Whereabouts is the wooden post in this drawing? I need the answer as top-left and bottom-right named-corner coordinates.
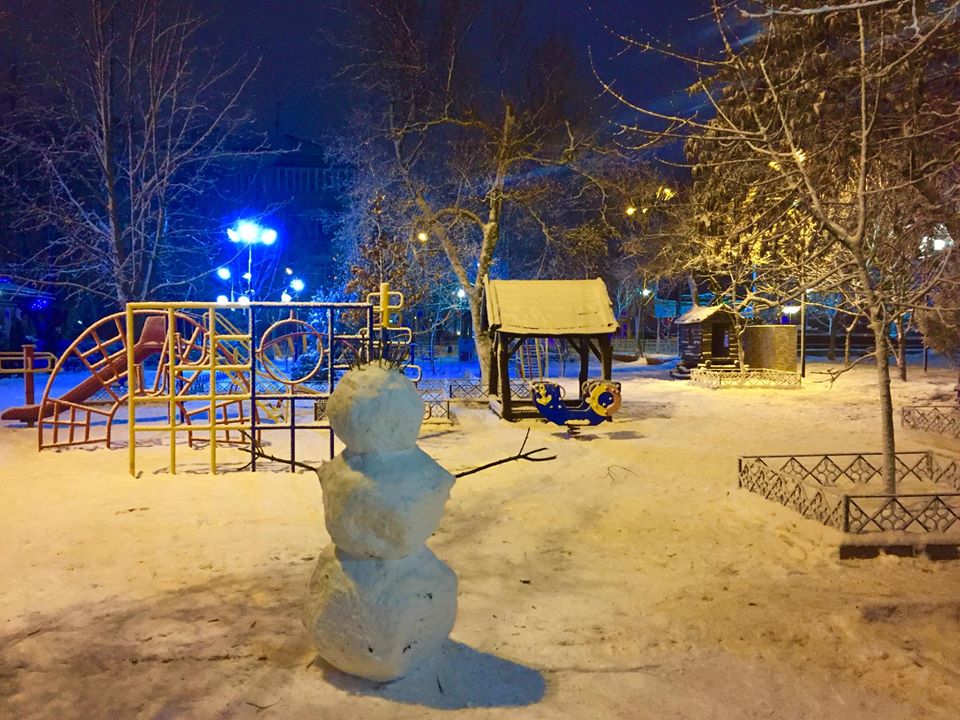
top-left (579, 338), bottom-right (589, 398)
top-left (498, 335), bottom-right (512, 420)
top-left (22, 344), bottom-right (35, 428)
top-left (600, 336), bottom-right (612, 380)
top-left (489, 334), bottom-right (500, 396)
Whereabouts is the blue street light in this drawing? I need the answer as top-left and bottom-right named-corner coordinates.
top-left (228, 220), bottom-right (261, 244)
top-left (216, 267), bottom-right (231, 280)
top-left (226, 220), bottom-right (278, 297)
top-left (290, 277), bottom-right (305, 293)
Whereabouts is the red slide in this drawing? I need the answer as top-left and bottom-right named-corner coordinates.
top-left (1, 316), bottom-right (167, 424)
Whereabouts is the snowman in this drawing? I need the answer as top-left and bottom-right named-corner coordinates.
top-left (303, 363), bottom-right (457, 681)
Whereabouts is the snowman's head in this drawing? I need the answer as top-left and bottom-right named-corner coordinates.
top-left (326, 362), bottom-right (424, 453)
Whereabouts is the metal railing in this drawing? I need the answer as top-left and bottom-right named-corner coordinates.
top-left (612, 338), bottom-right (679, 356)
top-left (0, 345), bottom-right (57, 426)
top-left (417, 380), bottom-right (451, 420)
top-left (448, 378), bottom-right (529, 400)
top-left (738, 451), bottom-right (960, 534)
top-left (691, 367), bottom-right (801, 389)
top-left (902, 405), bottom-right (960, 440)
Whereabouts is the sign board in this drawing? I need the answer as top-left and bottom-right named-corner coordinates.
top-left (678, 301), bottom-right (694, 316)
top-left (654, 299), bottom-right (679, 318)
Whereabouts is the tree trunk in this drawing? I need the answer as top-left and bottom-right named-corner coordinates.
top-left (895, 315), bottom-right (907, 381)
top-left (686, 274), bottom-right (699, 306)
top-left (870, 312), bottom-right (898, 494)
top-left (469, 294), bottom-right (492, 386)
top-left (736, 327), bottom-right (747, 375)
top-left (827, 311), bottom-right (839, 361)
top-left (844, 316), bottom-right (858, 367)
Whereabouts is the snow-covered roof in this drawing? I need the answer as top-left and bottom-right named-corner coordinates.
top-left (676, 305), bottom-right (732, 325)
top-left (484, 278), bottom-right (617, 336)
top-left (0, 278), bottom-right (53, 306)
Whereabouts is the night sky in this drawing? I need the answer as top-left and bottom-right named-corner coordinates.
top-left (186, 0), bottom-right (720, 139)
top-left (3, 1), bottom-right (721, 139)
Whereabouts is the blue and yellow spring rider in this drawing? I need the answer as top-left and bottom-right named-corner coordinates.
top-left (530, 379), bottom-right (622, 428)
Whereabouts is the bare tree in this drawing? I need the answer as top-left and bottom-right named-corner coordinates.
top-left (328, 0), bottom-right (647, 385)
top-left (0, 0), bottom-right (260, 307)
top-left (602, 0), bottom-right (960, 491)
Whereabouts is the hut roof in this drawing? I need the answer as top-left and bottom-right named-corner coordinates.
top-left (676, 305), bottom-right (735, 325)
top-left (484, 278), bottom-right (617, 336)
top-left (0, 278), bottom-right (53, 307)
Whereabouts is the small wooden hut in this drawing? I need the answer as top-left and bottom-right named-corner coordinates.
top-left (482, 278), bottom-right (617, 421)
top-left (675, 305), bottom-right (740, 374)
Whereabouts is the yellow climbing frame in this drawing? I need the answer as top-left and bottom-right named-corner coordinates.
top-left (126, 302), bottom-right (252, 477)
top-left (367, 282), bottom-right (404, 329)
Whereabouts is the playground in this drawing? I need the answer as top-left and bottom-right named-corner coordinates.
top-left (2, 343), bottom-right (959, 718)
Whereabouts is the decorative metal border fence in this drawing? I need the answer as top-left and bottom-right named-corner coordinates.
top-left (738, 451), bottom-right (960, 534)
top-left (692, 367), bottom-right (802, 389)
top-left (902, 405), bottom-right (960, 440)
top-left (448, 378), bottom-right (529, 400)
top-left (416, 381), bottom-right (451, 420)
top-left (314, 382), bottom-right (450, 422)
top-left (448, 379), bottom-right (487, 400)
top-left (612, 338), bottom-right (679, 356)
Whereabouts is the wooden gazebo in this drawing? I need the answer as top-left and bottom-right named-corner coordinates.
top-left (482, 278), bottom-right (617, 421)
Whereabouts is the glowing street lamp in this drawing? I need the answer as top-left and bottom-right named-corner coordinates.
top-left (213, 266), bottom-right (235, 301)
top-left (656, 186), bottom-right (676, 201)
top-left (290, 277), bottom-right (305, 294)
top-left (226, 219), bottom-right (278, 297)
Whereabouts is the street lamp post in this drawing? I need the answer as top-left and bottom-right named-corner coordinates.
top-left (226, 220), bottom-right (278, 300)
top-left (215, 266), bottom-right (233, 302)
top-left (638, 285), bottom-right (651, 357)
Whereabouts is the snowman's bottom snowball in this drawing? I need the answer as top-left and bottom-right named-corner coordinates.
top-left (303, 545), bottom-right (457, 682)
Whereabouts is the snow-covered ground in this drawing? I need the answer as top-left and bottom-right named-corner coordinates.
top-left (1, 360), bottom-right (958, 719)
